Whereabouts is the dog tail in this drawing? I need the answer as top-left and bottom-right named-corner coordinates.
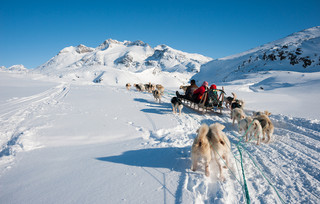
top-left (197, 124), bottom-right (209, 147)
top-left (209, 123), bottom-right (227, 146)
top-left (231, 92), bottom-right (237, 101)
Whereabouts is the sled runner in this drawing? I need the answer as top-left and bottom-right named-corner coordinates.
top-left (181, 88), bottom-right (225, 114)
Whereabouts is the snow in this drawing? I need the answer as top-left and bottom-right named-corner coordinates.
top-left (1, 27), bottom-right (320, 203)
top-left (0, 68), bottom-right (319, 203)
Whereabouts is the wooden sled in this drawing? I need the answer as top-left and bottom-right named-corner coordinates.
top-left (181, 87), bottom-right (226, 114)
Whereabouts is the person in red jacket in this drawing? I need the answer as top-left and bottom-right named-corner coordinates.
top-left (192, 81), bottom-right (208, 103)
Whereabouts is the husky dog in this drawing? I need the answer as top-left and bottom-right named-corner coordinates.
top-left (191, 123), bottom-right (231, 180)
top-left (179, 85), bottom-right (188, 93)
top-left (125, 83), bottom-right (131, 90)
top-left (239, 116), bottom-right (263, 145)
top-left (191, 124), bottom-right (212, 177)
top-left (144, 82), bottom-right (155, 93)
top-left (134, 83), bottom-right (145, 92)
top-left (152, 90), bottom-right (161, 103)
top-left (156, 84), bottom-right (165, 95)
top-left (231, 99), bottom-right (245, 110)
top-left (208, 123), bottom-right (231, 181)
top-left (171, 97), bottom-right (183, 115)
top-left (224, 92), bottom-right (236, 109)
top-left (254, 114), bottom-right (274, 143)
top-left (231, 108), bottom-right (246, 126)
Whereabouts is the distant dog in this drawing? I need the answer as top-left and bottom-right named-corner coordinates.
top-left (179, 85), bottom-right (188, 93)
top-left (134, 83), bottom-right (145, 92)
top-left (254, 114), bottom-right (274, 143)
top-left (152, 90), bottom-right (161, 103)
top-left (253, 110), bottom-right (271, 117)
top-left (171, 97), bottom-right (183, 115)
top-left (144, 83), bottom-right (152, 93)
top-left (125, 83), bottom-right (131, 90)
top-left (239, 116), bottom-right (263, 145)
top-left (231, 108), bottom-right (246, 126)
top-left (231, 99), bottom-right (245, 110)
top-left (156, 84), bottom-right (165, 95)
top-left (144, 82), bottom-right (155, 93)
top-left (191, 123), bottom-right (231, 180)
top-left (224, 92), bottom-right (236, 109)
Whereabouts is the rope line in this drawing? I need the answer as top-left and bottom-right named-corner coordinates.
top-left (238, 142), bottom-right (287, 204)
top-left (237, 145), bottom-right (251, 204)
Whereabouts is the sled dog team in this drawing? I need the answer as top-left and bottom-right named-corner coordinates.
top-left (126, 82), bottom-right (164, 103)
top-left (126, 81), bottom-right (275, 180)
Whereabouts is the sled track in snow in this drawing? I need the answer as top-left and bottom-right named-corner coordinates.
top-left (0, 83), bottom-right (70, 166)
top-left (149, 90), bottom-right (320, 203)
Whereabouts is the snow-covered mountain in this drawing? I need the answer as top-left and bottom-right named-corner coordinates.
top-left (0, 65), bottom-right (28, 72)
top-left (33, 39), bottom-right (212, 84)
top-left (194, 26), bottom-right (320, 83)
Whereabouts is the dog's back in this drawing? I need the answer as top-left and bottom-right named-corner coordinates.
top-left (231, 108), bottom-right (246, 125)
top-left (171, 96), bottom-right (181, 105)
top-left (171, 97), bottom-right (183, 115)
top-left (254, 114), bottom-right (274, 142)
top-left (152, 90), bottom-right (161, 102)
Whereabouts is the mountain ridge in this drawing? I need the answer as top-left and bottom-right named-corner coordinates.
top-left (194, 26), bottom-right (320, 83)
top-left (35, 39), bottom-right (212, 75)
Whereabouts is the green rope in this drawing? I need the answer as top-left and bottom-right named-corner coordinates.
top-left (208, 140), bottom-right (249, 202)
top-left (239, 142), bottom-right (287, 204)
top-left (225, 119), bottom-right (286, 203)
top-left (237, 145), bottom-right (251, 204)
top-left (209, 141), bottom-right (242, 185)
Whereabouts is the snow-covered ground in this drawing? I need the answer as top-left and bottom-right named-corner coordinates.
top-left (0, 69), bottom-right (319, 204)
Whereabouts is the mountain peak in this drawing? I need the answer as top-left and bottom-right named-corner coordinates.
top-left (97, 39), bottom-right (122, 50)
top-left (76, 44), bottom-right (94, 54)
top-left (124, 40), bottom-right (150, 47)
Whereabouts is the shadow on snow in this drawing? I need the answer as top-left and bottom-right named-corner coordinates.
top-left (96, 147), bottom-right (190, 173)
top-left (134, 97), bottom-right (173, 115)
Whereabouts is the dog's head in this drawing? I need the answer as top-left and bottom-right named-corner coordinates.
top-left (264, 110), bottom-right (271, 116)
top-left (253, 110), bottom-right (271, 117)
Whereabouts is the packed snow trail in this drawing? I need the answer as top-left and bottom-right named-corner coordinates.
top-left (0, 82), bottom-right (319, 204)
top-left (149, 89), bottom-right (320, 203)
top-left (0, 83), bottom-right (69, 171)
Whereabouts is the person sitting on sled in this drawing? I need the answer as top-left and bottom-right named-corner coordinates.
top-left (176, 79), bottom-right (198, 100)
top-left (192, 81), bottom-right (208, 103)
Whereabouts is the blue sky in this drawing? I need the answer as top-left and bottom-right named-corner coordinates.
top-left (1, 0), bottom-right (319, 68)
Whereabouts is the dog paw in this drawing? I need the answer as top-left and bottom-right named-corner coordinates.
top-left (205, 170), bottom-right (210, 177)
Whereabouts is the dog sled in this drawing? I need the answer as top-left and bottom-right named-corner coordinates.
top-left (181, 88), bottom-right (226, 114)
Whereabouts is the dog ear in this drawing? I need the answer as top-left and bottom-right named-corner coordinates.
top-left (265, 110), bottom-right (271, 116)
top-left (210, 123), bottom-right (225, 131)
top-left (198, 124), bottom-right (209, 136)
